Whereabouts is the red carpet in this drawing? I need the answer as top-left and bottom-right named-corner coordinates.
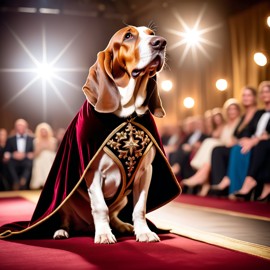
top-left (0, 197), bottom-right (270, 270)
top-left (175, 194), bottom-right (270, 218)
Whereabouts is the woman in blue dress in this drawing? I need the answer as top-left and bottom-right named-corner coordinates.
top-left (210, 86), bottom-right (257, 195)
top-left (233, 81), bottom-right (270, 200)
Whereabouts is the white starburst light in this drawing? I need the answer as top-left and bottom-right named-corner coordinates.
top-left (166, 5), bottom-right (222, 66)
top-left (1, 24), bottom-right (86, 119)
top-left (37, 62), bottom-right (53, 79)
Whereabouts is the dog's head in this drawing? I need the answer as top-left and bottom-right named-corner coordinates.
top-left (83, 25), bottom-right (166, 118)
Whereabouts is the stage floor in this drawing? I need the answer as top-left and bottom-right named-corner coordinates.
top-left (0, 190), bottom-right (269, 260)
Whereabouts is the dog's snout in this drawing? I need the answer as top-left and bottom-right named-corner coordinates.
top-left (150, 37), bottom-right (167, 50)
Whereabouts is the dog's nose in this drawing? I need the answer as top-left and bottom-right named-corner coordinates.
top-left (150, 37), bottom-right (167, 50)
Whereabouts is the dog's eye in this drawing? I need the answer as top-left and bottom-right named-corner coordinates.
top-left (124, 32), bottom-right (133, 40)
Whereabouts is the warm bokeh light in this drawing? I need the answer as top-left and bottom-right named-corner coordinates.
top-left (183, 97), bottom-right (195, 108)
top-left (254, 52), bottom-right (267, 66)
top-left (161, 80), bottom-right (173, 92)
top-left (216, 79), bottom-right (228, 91)
top-left (267, 16), bottom-right (270, 27)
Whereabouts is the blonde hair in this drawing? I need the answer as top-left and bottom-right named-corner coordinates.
top-left (222, 98), bottom-right (241, 120)
top-left (34, 122), bottom-right (54, 139)
top-left (223, 98), bottom-right (240, 110)
top-left (258, 81), bottom-right (270, 92)
top-left (212, 107), bottom-right (223, 116)
top-left (204, 109), bottom-right (212, 118)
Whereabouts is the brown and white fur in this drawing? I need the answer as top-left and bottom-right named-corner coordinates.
top-left (53, 26), bottom-right (167, 244)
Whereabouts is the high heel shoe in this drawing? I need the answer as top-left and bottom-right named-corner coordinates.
top-left (257, 194), bottom-right (270, 202)
top-left (208, 186), bottom-right (229, 197)
top-left (234, 187), bottom-right (256, 201)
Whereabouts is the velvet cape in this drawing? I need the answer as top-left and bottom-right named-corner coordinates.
top-left (0, 101), bottom-right (181, 239)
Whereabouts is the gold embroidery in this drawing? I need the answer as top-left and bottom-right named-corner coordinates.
top-left (106, 122), bottom-right (151, 177)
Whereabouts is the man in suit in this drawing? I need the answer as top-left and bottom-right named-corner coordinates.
top-left (3, 119), bottom-right (34, 190)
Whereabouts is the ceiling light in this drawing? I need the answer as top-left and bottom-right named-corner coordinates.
top-left (183, 97), bottom-right (195, 108)
top-left (254, 52), bottom-right (267, 66)
top-left (216, 79), bottom-right (228, 91)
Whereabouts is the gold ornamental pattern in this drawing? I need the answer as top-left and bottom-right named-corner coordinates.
top-left (106, 122), bottom-right (152, 177)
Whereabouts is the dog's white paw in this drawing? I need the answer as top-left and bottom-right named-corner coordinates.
top-left (135, 231), bottom-right (160, 242)
top-left (53, 229), bottom-right (69, 239)
top-left (94, 232), bottom-right (117, 244)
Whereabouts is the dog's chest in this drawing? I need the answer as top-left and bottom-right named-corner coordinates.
top-left (104, 121), bottom-right (153, 184)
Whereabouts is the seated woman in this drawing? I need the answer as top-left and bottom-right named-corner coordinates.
top-left (210, 86), bottom-right (258, 195)
top-left (30, 122), bottom-right (57, 190)
top-left (237, 138), bottom-right (270, 201)
top-left (231, 81), bottom-right (270, 200)
top-left (182, 99), bottom-right (241, 196)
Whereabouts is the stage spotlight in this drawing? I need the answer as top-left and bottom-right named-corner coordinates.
top-left (37, 63), bottom-right (53, 80)
top-left (161, 80), bottom-right (173, 92)
top-left (167, 5), bottom-right (222, 65)
top-left (1, 25), bottom-right (85, 118)
top-left (216, 79), bottom-right (228, 91)
top-left (267, 16), bottom-right (270, 27)
top-left (183, 97), bottom-right (195, 109)
top-left (183, 28), bottom-right (200, 46)
top-left (254, 52), bottom-right (267, 66)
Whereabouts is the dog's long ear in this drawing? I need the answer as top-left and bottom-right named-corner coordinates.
top-left (147, 76), bottom-right (166, 118)
top-left (82, 50), bottom-right (120, 113)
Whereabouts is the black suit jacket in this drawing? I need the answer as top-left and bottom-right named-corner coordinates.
top-left (245, 109), bottom-right (270, 137)
top-left (4, 135), bottom-right (34, 154)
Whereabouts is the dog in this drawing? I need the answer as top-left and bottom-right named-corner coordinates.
top-left (53, 25), bottom-right (167, 244)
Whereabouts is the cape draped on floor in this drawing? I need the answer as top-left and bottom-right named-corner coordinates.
top-left (0, 101), bottom-right (181, 239)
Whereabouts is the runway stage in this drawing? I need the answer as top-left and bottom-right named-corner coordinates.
top-left (0, 190), bottom-right (269, 269)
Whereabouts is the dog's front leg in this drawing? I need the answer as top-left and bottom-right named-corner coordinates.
top-left (132, 146), bottom-right (160, 242)
top-left (86, 170), bottom-right (116, 244)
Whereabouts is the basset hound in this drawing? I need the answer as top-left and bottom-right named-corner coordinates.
top-left (53, 25), bottom-right (167, 244)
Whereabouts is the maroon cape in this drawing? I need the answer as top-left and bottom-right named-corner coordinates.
top-left (0, 101), bottom-right (181, 239)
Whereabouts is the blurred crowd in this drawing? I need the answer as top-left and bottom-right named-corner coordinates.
top-left (0, 120), bottom-right (65, 191)
top-left (1, 81), bottom-right (269, 203)
top-left (161, 81), bottom-right (270, 202)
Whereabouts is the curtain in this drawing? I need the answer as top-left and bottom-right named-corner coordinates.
top-left (229, 2), bottom-right (270, 102)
